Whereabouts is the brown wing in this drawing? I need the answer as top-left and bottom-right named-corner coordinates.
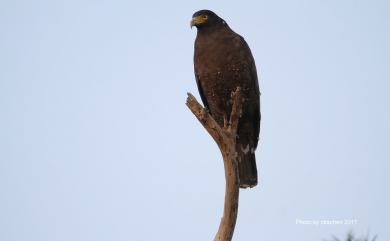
top-left (234, 35), bottom-right (261, 149)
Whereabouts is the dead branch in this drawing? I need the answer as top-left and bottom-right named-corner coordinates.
top-left (186, 87), bottom-right (243, 241)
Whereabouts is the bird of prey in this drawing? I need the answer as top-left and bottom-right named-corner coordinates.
top-left (191, 10), bottom-right (261, 188)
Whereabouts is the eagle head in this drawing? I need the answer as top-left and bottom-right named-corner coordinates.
top-left (190, 10), bottom-right (225, 29)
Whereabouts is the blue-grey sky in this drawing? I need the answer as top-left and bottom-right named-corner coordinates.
top-left (1, 1), bottom-right (389, 241)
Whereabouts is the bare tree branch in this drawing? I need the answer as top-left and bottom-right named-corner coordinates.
top-left (186, 87), bottom-right (243, 241)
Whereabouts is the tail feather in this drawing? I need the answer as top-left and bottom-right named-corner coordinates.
top-left (237, 150), bottom-right (258, 188)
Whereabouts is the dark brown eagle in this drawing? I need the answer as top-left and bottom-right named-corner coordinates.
top-left (191, 10), bottom-right (261, 188)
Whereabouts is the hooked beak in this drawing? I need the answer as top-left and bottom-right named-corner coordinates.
top-left (190, 16), bottom-right (205, 28)
top-left (190, 18), bottom-right (196, 28)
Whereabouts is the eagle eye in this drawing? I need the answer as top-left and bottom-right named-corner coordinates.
top-left (202, 15), bottom-right (208, 19)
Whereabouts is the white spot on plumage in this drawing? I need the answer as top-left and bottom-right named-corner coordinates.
top-left (241, 144), bottom-right (250, 154)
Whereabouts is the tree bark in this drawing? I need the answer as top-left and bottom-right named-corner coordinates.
top-left (186, 87), bottom-right (243, 241)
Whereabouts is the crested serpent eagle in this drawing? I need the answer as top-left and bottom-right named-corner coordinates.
top-left (191, 10), bottom-right (261, 188)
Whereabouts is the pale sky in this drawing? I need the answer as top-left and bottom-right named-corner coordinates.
top-left (1, 1), bottom-right (389, 241)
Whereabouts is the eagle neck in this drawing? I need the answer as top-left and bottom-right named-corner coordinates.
top-left (196, 22), bottom-right (227, 36)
